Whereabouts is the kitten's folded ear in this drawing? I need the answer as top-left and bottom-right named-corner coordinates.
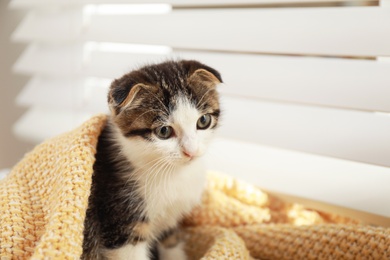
top-left (108, 78), bottom-right (149, 114)
top-left (182, 60), bottom-right (223, 87)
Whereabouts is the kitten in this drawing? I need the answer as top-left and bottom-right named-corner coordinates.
top-left (82, 60), bottom-right (222, 260)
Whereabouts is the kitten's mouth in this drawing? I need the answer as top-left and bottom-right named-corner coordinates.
top-left (182, 155), bottom-right (198, 164)
top-left (182, 157), bottom-right (193, 163)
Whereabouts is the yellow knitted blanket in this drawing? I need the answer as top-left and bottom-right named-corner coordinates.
top-left (1, 115), bottom-right (389, 259)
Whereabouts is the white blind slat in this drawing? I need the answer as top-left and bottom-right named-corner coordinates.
top-left (13, 44), bottom-right (84, 76)
top-left (87, 7), bottom-right (390, 56)
top-left (13, 107), bottom-right (92, 143)
top-left (15, 45), bottom-right (390, 113)
top-left (13, 7), bottom-right (390, 56)
top-left (381, 0), bottom-right (390, 7)
top-left (12, 9), bottom-right (83, 43)
top-left (221, 96), bottom-right (390, 167)
top-left (9, 0), bottom-right (363, 8)
top-left (16, 77), bottom-right (109, 113)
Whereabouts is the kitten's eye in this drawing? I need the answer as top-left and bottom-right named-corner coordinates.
top-left (154, 126), bottom-right (173, 139)
top-left (197, 114), bottom-right (212, 130)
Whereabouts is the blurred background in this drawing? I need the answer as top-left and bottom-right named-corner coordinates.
top-left (0, 0), bottom-right (32, 169)
top-left (1, 0), bottom-right (389, 224)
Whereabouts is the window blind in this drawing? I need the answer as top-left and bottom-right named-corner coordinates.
top-left (10, 0), bottom-right (390, 225)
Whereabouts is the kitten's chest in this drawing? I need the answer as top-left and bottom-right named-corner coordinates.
top-left (140, 160), bottom-right (206, 233)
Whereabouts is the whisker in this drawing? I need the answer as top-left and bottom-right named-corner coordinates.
top-left (166, 163), bottom-right (176, 209)
top-left (122, 157), bottom-right (165, 188)
top-left (147, 159), bottom-right (169, 208)
top-left (144, 159), bottom-right (167, 199)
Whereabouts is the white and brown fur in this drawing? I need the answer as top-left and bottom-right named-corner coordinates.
top-left (82, 60), bottom-right (222, 259)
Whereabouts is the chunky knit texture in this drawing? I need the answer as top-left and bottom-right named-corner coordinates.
top-left (184, 173), bottom-right (390, 260)
top-left (0, 115), bottom-right (106, 259)
top-left (1, 115), bottom-right (389, 259)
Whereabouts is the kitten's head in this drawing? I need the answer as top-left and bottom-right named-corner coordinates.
top-left (108, 60), bottom-right (222, 165)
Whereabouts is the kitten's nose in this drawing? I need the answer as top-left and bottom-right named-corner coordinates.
top-left (181, 135), bottom-right (197, 159)
top-left (183, 150), bottom-right (194, 159)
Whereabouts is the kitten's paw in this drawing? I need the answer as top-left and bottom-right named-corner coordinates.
top-left (159, 242), bottom-right (187, 260)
